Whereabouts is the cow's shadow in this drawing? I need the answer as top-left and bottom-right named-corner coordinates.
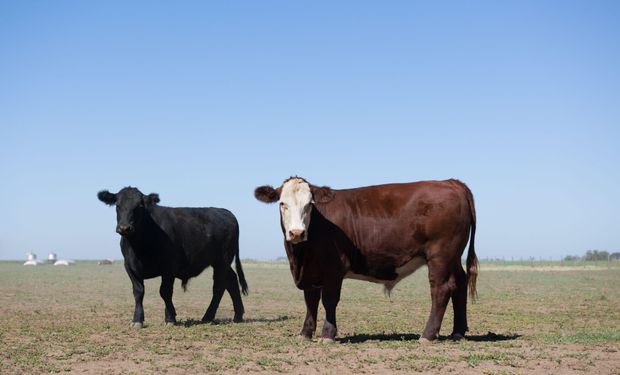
top-left (180, 315), bottom-right (290, 327)
top-left (338, 331), bottom-right (520, 344)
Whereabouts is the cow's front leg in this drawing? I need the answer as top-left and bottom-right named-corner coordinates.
top-left (300, 288), bottom-right (320, 340)
top-left (159, 276), bottom-right (177, 325)
top-left (320, 280), bottom-right (342, 342)
top-left (127, 271), bottom-right (145, 327)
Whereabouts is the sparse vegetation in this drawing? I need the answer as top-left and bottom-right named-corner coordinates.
top-left (0, 261), bottom-right (619, 374)
top-left (563, 249), bottom-right (619, 262)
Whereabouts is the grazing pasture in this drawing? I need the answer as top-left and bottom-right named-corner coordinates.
top-left (1, 261), bottom-right (619, 374)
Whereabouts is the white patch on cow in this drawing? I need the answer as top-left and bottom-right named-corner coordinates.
top-left (344, 272), bottom-right (386, 284)
top-left (345, 256), bottom-right (426, 296)
top-left (279, 178), bottom-right (313, 243)
top-left (385, 256), bottom-right (426, 293)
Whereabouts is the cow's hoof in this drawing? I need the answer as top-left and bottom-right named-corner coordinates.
top-left (233, 317), bottom-right (244, 323)
top-left (298, 334), bottom-right (312, 341)
top-left (450, 333), bottom-right (464, 341)
top-left (418, 337), bottom-right (433, 345)
top-left (165, 322), bottom-right (176, 327)
top-left (130, 322), bottom-right (144, 329)
top-left (317, 337), bottom-right (336, 344)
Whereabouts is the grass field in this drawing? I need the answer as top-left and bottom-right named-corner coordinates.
top-left (1, 261), bottom-right (619, 374)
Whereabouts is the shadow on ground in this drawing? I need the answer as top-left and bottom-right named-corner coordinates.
top-left (338, 331), bottom-right (520, 344)
top-left (181, 315), bottom-right (290, 327)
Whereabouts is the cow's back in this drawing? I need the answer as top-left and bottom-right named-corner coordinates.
top-left (315, 179), bottom-right (471, 266)
top-left (150, 206), bottom-right (239, 275)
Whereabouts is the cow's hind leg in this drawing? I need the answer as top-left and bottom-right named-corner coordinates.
top-left (225, 267), bottom-right (245, 322)
top-left (450, 263), bottom-right (468, 339)
top-left (202, 266), bottom-right (226, 323)
top-left (421, 258), bottom-right (456, 342)
top-left (300, 289), bottom-right (320, 340)
top-left (159, 276), bottom-right (177, 325)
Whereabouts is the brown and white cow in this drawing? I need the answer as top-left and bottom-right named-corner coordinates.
top-left (255, 177), bottom-right (478, 343)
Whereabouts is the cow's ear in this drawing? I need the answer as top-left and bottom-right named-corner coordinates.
top-left (97, 190), bottom-right (117, 206)
top-left (255, 185), bottom-right (280, 203)
top-left (143, 193), bottom-right (160, 205)
top-left (311, 185), bottom-right (334, 204)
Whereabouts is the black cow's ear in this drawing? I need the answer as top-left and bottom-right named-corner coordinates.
top-left (255, 185), bottom-right (280, 203)
top-left (311, 185), bottom-right (334, 204)
top-left (143, 193), bottom-right (160, 205)
top-left (97, 190), bottom-right (117, 205)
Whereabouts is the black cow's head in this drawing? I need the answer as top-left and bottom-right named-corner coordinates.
top-left (255, 177), bottom-right (333, 244)
top-left (97, 187), bottom-right (160, 236)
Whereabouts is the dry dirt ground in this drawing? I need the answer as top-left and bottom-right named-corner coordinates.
top-left (1, 261), bottom-right (619, 374)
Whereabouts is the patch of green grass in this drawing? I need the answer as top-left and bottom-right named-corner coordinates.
top-left (464, 352), bottom-right (512, 367)
top-left (224, 354), bottom-right (246, 369)
top-left (483, 370), bottom-right (517, 375)
top-left (256, 357), bottom-right (283, 371)
top-left (543, 331), bottom-right (620, 344)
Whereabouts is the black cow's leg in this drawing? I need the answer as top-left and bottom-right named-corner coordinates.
top-left (320, 280), bottom-right (342, 341)
top-left (421, 259), bottom-right (456, 342)
top-left (225, 267), bottom-right (245, 322)
top-left (159, 276), bottom-right (177, 325)
top-left (450, 263), bottom-right (468, 338)
top-left (202, 266), bottom-right (226, 322)
top-left (127, 271), bottom-right (145, 327)
top-left (300, 288), bottom-right (320, 339)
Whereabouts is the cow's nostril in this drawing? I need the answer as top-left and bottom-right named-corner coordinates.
top-left (116, 225), bottom-right (132, 234)
top-left (289, 229), bottom-right (304, 239)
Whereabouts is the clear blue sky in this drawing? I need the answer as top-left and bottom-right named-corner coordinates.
top-left (1, 1), bottom-right (619, 261)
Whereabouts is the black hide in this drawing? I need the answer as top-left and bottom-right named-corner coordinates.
top-left (98, 187), bottom-right (248, 325)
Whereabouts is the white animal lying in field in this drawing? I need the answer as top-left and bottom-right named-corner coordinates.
top-left (54, 260), bottom-right (75, 266)
top-left (23, 259), bottom-right (45, 266)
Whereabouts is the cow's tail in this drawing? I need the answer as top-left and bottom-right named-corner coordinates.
top-left (462, 182), bottom-right (479, 302)
top-left (235, 246), bottom-right (249, 296)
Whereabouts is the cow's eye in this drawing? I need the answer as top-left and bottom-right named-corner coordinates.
top-left (280, 203), bottom-right (287, 210)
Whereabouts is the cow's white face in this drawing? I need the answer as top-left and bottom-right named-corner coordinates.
top-left (279, 178), bottom-right (312, 244)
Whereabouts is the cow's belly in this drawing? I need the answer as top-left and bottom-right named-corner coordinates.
top-left (344, 256), bottom-right (426, 292)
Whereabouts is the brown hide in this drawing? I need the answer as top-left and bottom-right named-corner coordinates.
top-left (257, 178), bottom-right (478, 341)
top-left (288, 180), bottom-right (475, 291)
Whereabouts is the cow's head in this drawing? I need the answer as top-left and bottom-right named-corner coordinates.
top-left (97, 187), bottom-right (160, 236)
top-left (255, 177), bottom-right (333, 244)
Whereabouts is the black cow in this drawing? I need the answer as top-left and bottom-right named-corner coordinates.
top-left (98, 187), bottom-right (248, 327)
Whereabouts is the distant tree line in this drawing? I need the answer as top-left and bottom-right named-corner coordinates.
top-left (564, 250), bottom-right (620, 262)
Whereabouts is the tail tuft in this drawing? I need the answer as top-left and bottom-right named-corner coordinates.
top-left (462, 182), bottom-right (478, 302)
top-left (235, 250), bottom-right (248, 296)
top-left (467, 247), bottom-right (478, 301)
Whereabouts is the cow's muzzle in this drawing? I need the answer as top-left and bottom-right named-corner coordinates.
top-left (288, 229), bottom-right (306, 244)
top-left (116, 224), bottom-right (134, 236)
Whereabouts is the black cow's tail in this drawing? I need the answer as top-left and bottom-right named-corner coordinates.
top-left (462, 182), bottom-right (479, 302)
top-left (235, 246), bottom-right (249, 296)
